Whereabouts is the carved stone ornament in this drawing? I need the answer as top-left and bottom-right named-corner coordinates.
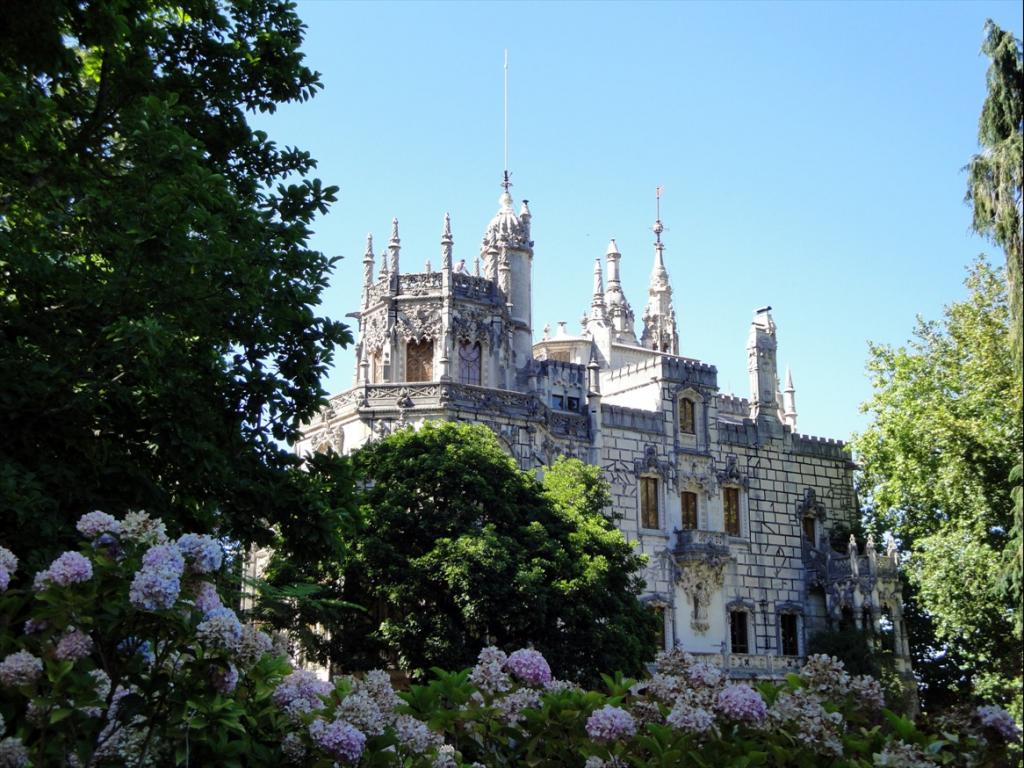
top-left (677, 557), bottom-right (727, 634)
top-left (450, 307), bottom-right (495, 345)
top-left (634, 444), bottom-right (675, 487)
top-left (361, 313), bottom-right (388, 353)
top-left (395, 304), bottom-right (441, 342)
top-left (715, 454), bottom-right (747, 490)
top-left (679, 460), bottom-right (717, 499)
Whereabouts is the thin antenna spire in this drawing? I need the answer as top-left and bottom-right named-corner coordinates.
top-left (654, 185), bottom-right (665, 248)
top-left (502, 49), bottom-right (511, 192)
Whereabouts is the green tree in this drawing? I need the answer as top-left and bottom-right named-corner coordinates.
top-left (331, 422), bottom-right (658, 683)
top-left (0, 0), bottom-right (352, 569)
top-left (964, 19), bottom-right (1024, 628)
top-left (853, 259), bottom-right (1023, 717)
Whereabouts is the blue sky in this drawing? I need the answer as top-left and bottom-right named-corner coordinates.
top-left (255, 0), bottom-right (1022, 444)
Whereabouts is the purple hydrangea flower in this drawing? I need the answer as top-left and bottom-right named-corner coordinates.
top-left (505, 648), bottom-right (552, 686)
top-left (0, 568), bottom-right (9, 594)
top-left (193, 581), bottom-right (223, 615)
top-left (667, 702), bottom-right (716, 734)
top-left (977, 705), bottom-right (1021, 741)
top-left (715, 684), bottom-right (768, 725)
top-left (37, 551), bottom-right (93, 587)
top-left (0, 651), bottom-right (44, 688)
top-left (55, 630), bottom-right (94, 661)
top-left (273, 670), bottom-right (333, 719)
top-left (309, 718), bottom-right (366, 763)
top-left (129, 543), bottom-right (184, 611)
top-left (76, 511), bottom-right (122, 539)
top-left (0, 736), bottom-right (29, 768)
top-left (211, 663), bottom-right (239, 694)
top-left (177, 533), bottom-right (223, 574)
top-left (196, 606), bottom-right (243, 651)
top-left (0, 546), bottom-right (17, 575)
top-left (585, 705), bottom-right (636, 742)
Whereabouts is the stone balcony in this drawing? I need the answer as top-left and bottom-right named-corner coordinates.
top-left (673, 528), bottom-right (731, 559)
top-left (690, 651), bottom-right (804, 679)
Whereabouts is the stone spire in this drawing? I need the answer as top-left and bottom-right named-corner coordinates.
top-left (441, 212), bottom-right (453, 271)
top-left (388, 217), bottom-right (401, 275)
top-left (362, 233), bottom-right (375, 289)
top-left (747, 306), bottom-right (780, 425)
top-left (378, 231), bottom-right (389, 280)
top-left (589, 257), bottom-right (608, 322)
top-left (604, 239), bottom-right (637, 343)
top-left (782, 366), bottom-right (798, 430)
top-left (640, 190), bottom-right (679, 354)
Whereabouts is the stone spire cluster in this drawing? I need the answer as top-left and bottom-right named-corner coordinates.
top-left (640, 202), bottom-right (679, 355)
top-left (603, 240), bottom-right (638, 343)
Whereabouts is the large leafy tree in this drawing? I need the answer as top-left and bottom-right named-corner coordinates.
top-left (0, 0), bottom-right (352, 568)
top-left (964, 19), bottom-right (1024, 627)
top-left (331, 422), bottom-right (658, 683)
top-left (853, 260), bottom-right (1022, 716)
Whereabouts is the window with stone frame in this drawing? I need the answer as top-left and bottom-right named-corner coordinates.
top-left (802, 515), bottom-right (817, 546)
top-left (640, 477), bottom-right (660, 529)
top-left (458, 340), bottom-right (482, 386)
top-left (780, 613), bottom-right (800, 656)
top-left (729, 610), bottom-right (750, 654)
top-left (681, 491), bottom-right (698, 530)
top-left (652, 606), bottom-right (666, 650)
top-left (679, 397), bottom-right (696, 434)
top-left (406, 339), bottom-right (433, 382)
top-left (370, 351), bottom-right (384, 384)
top-left (724, 487), bottom-right (741, 536)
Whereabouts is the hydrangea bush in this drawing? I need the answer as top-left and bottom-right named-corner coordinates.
top-left (1, 512), bottom-right (1021, 767)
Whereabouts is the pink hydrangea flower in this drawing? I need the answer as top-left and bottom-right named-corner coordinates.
top-left (585, 705), bottom-right (636, 742)
top-left (0, 651), bottom-right (43, 688)
top-left (505, 648), bottom-right (552, 686)
top-left (715, 684), bottom-right (768, 725)
top-left (36, 551), bottom-right (93, 587)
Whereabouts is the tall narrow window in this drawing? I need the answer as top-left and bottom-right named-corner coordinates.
top-left (458, 340), bottom-right (481, 385)
top-left (802, 515), bottom-right (817, 546)
top-left (406, 340), bottom-right (433, 382)
top-left (681, 491), bottom-right (698, 530)
top-left (679, 398), bottom-right (696, 434)
top-left (730, 611), bottom-right (749, 654)
top-left (724, 487), bottom-right (741, 536)
top-left (640, 477), bottom-right (659, 529)
top-left (653, 606), bottom-right (666, 650)
top-left (780, 614), bottom-right (799, 656)
top-left (370, 351), bottom-right (383, 383)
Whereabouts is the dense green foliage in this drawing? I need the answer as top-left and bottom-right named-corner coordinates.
top-left (964, 19), bottom-right (1024, 631)
top-left (328, 423), bottom-right (658, 683)
top-left (0, 0), bottom-right (352, 569)
top-left (853, 260), bottom-right (1022, 717)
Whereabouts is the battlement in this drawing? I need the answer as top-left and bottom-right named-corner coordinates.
top-left (792, 433), bottom-right (848, 460)
top-left (601, 403), bottom-right (665, 434)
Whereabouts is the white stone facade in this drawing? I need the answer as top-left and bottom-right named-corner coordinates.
top-left (298, 185), bottom-right (913, 683)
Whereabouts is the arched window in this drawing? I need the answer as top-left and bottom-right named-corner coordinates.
top-left (640, 476), bottom-right (660, 529)
top-left (458, 340), bottom-right (482, 385)
top-left (370, 351), bottom-right (384, 383)
top-left (779, 613), bottom-right (800, 656)
top-left (679, 398), bottom-right (696, 434)
top-left (681, 491), bottom-right (698, 530)
top-left (729, 610), bottom-right (750, 654)
top-left (406, 340), bottom-right (433, 382)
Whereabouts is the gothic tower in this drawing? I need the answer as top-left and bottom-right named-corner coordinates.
top-left (640, 204), bottom-right (679, 355)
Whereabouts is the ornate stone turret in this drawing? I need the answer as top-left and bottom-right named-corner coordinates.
top-left (361, 233), bottom-right (375, 307)
top-left (782, 367), bottom-right (798, 430)
top-left (640, 208), bottom-right (678, 354)
top-left (747, 307), bottom-right (780, 426)
top-left (481, 186), bottom-right (534, 367)
top-left (387, 218), bottom-right (401, 277)
top-left (589, 257), bottom-right (608, 323)
top-left (604, 239), bottom-right (638, 343)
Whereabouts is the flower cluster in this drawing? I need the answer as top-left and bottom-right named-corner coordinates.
top-left (120, 510), bottom-right (168, 545)
top-left (469, 646), bottom-right (511, 695)
top-left (799, 654), bottom-right (851, 697)
top-left (0, 651), bottom-right (43, 688)
top-left (976, 704), bottom-right (1021, 742)
top-left (193, 580), bottom-right (223, 615)
top-left (0, 546), bottom-right (17, 594)
top-left (394, 714), bottom-right (443, 754)
top-left (0, 736), bottom-right (29, 768)
top-left (667, 701), bottom-right (716, 734)
top-left (35, 551), bottom-right (93, 588)
top-left (177, 533), bottom-right (223, 574)
top-left (196, 606), bottom-right (243, 651)
top-left (129, 542), bottom-right (184, 610)
top-left (505, 648), bottom-right (552, 686)
top-left (211, 663), bottom-right (239, 695)
top-left (585, 705), bottom-right (637, 742)
top-left (76, 511), bottom-right (122, 539)
top-left (55, 630), bottom-right (94, 662)
top-left (273, 669), bottom-right (333, 720)
top-left (715, 684), bottom-right (768, 725)
top-left (768, 688), bottom-right (844, 756)
top-left (309, 718), bottom-right (366, 763)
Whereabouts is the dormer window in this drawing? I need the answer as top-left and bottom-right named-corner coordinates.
top-left (679, 398), bottom-right (696, 434)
